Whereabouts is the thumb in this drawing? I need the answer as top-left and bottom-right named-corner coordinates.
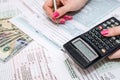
top-left (108, 49), bottom-right (120, 59)
top-left (101, 26), bottom-right (120, 37)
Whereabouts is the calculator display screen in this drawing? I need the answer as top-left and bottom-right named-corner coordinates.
top-left (72, 38), bottom-right (98, 61)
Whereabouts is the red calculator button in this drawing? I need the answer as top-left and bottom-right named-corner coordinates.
top-left (98, 26), bottom-right (103, 30)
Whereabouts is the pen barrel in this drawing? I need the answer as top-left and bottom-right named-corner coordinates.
top-left (53, 0), bottom-right (57, 11)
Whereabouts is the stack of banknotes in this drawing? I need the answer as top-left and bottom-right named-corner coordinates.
top-left (0, 18), bottom-right (33, 62)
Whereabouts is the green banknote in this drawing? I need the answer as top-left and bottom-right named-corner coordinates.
top-left (0, 18), bottom-right (33, 61)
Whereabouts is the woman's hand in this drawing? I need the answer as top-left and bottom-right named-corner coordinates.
top-left (101, 26), bottom-right (120, 59)
top-left (43, 0), bottom-right (88, 24)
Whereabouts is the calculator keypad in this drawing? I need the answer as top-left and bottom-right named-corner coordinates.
top-left (81, 17), bottom-right (120, 55)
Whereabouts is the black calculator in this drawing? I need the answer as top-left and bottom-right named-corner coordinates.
top-left (63, 17), bottom-right (120, 69)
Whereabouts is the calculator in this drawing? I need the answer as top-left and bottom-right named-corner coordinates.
top-left (63, 17), bottom-right (120, 69)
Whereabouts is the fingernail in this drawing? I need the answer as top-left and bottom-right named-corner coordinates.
top-left (64, 15), bottom-right (73, 20)
top-left (59, 19), bottom-right (66, 24)
top-left (100, 29), bottom-right (109, 35)
top-left (52, 12), bottom-right (59, 18)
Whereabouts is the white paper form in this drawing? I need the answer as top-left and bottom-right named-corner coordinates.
top-left (73, 0), bottom-right (120, 27)
top-left (0, 0), bottom-right (20, 19)
top-left (0, 41), bottom-right (75, 80)
top-left (11, 0), bottom-right (120, 80)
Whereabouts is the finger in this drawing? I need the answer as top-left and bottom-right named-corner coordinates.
top-left (63, 15), bottom-right (73, 20)
top-left (59, 18), bottom-right (66, 24)
top-left (108, 49), bottom-right (120, 59)
top-left (101, 26), bottom-right (120, 36)
top-left (43, 0), bottom-right (54, 19)
top-left (51, 18), bottom-right (66, 24)
top-left (54, 4), bottom-right (71, 18)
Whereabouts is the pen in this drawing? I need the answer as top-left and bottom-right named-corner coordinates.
top-left (53, 0), bottom-right (57, 11)
top-left (53, 0), bottom-right (59, 25)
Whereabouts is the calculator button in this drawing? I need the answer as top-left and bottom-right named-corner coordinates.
top-left (94, 30), bottom-right (99, 35)
top-left (110, 19), bottom-right (115, 22)
top-left (111, 41), bottom-right (118, 46)
top-left (112, 37), bottom-right (116, 40)
top-left (106, 21), bottom-right (111, 25)
top-left (109, 38), bottom-right (115, 42)
top-left (97, 34), bottom-right (103, 39)
top-left (114, 22), bottom-right (119, 26)
top-left (88, 36), bottom-right (93, 40)
top-left (116, 40), bottom-right (120, 44)
top-left (101, 49), bottom-right (106, 53)
top-left (84, 33), bottom-right (89, 37)
top-left (94, 42), bottom-right (99, 45)
top-left (92, 29), bottom-right (96, 32)
top-left (109, 44), bottom-right (114, 48)
top-left (105, 46), bottom-right (110, 50)
top-left (116, 36), bottom-right (120, 40)
top-left (111, 24), bottom-right (115, 27)
top-left (102, 23), bottom-right (107, 27)
top-left (98, 45), bottom-right (103, 49)
top-left (98, 26), bottom-right (103, 30)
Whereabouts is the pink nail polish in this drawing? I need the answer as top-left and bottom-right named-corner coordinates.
top-left (60, 19), bottom-right (66, 24)
top-left (52, 12), bottom-right (59, 18)
top-left (100, 29), bottom-right (109, 35)
top-left (64, 15), bottom-right (73, 20)
top-left (52, 17), bottom-right (56, 21)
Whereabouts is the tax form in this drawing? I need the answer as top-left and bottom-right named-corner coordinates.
top-left (10, 0), bottom-right (120, 80)
top-left (0, 0), bottom-right (20, 19)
